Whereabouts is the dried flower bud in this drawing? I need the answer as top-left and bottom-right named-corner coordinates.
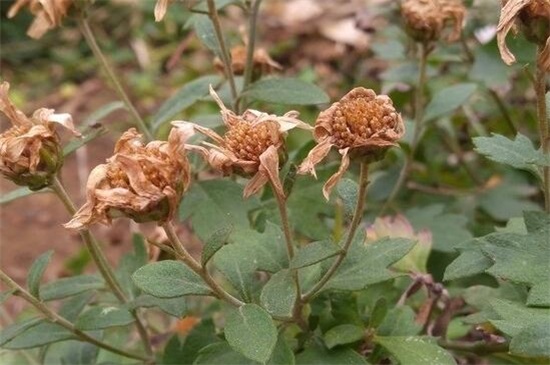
top-left (0, 82), bottom-right (79, 190)
top-left (498, 0), bottom-right (550, 70)
top-left (65, 128), bottom-right (192, 230)
top-left (214, 46), bottom-right (282, 76)
top-left (8, 0), bottom-right (72, 39)
top-left (298, 87), bottom-right (404, 200)
top-left (401, 0), bottom-right (465, 43)
top-left (173, 86), bottom-right (311, 198)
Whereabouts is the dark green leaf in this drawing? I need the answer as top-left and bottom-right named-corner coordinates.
top-left (225, 304), bottom-right (278, 363)
top-left (377, 307), bottom-right (422, 336)
top-left (527, 281), bottom-right (550, 307)
top-left (324, 324), bottom-right (365, 349)
top-left (490, 299), bottom-right (550, 337)
top-left (296, 343), bottom-right (368, 365)
top-left (443, 239), bottom-right (492, 281)
top-left (202, 224), bottom-right (233, 266)
top-left (213, 243), bottom-right (257, 302)
top-left (151, 75), bottom-right (221, 130)
top-left (76, 306), bottom-right (135, 330)
top-left (510, 320), bottom-right (550, 358)
top-left (374, 336), bottom-right (455, 365)
top-left (290, 241), bottom-right (340, 269)
top-left (424, 83), bottom-right (477, 121)
top-left (368, 298), bottom-right (388, 329)
top-left (41, 275), bottom-right (104, 301)
top-left (132, 260), bottom-right (211, 298)
top-left (260, 270), bottom-right (297, 317)
top-left (128, 294), bottom-right (187, 318)
top-left (245, 78), bottom-right (329, 105)
top-left (27, 250), bottom-right (53, 299)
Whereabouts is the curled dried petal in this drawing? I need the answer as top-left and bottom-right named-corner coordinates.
top-left (497, 0), bottom-right (532, 65)
top-left (154, 0), bottom-right (171, 22)
top-left (8, 0), bottom-right (71, 39)
top-left (539, 37), bottom-right (550, 71)
top-left (322, 148), bottom-right (350, 201)
top-left (297, 138), bottom-right (334, 178)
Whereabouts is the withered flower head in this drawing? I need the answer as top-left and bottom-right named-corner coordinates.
top-left (298, 87), bottom-right (404, 200)
top-left (0, 82), bottom-right (79, 190)
top-left (214, 46), bottom-right (282, 76)
top-left (401, 0), bottom-right (466, 43)
top-left (64, 128), bottom-right (192, 230)
top-left (497, 0), bottom-right (550, 71)
top-left (173, 86), bottom-right (311, 199)
top-left (8, 0), bottom-right (72, 39)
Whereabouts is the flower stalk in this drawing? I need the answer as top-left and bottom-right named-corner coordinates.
top-left (302, 162), bottom-right (370, 301)
top-left (77, 16), bottom-right (153, 141)
top-left (0, 270), bottom-right (150, 363)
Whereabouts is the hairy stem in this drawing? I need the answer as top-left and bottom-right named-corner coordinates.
top-left (50, 177), bottom-right (153, 358)
top-left (535, 52), bottom-right (549, 213)
top-left (383, 43), bottom-right (428, 212)
top-left (78, 17), bottom-right (153, 141)
top-left (302, 162), bottom-right (369, 301)
top-left (0, 270), bottom-right (150, 362)
top-left (162, 221), bottom-right (245, 307)
top-left (206, 0), bottom-right (238, 108)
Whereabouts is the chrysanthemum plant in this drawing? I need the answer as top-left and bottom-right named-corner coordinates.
top-left (1, 1), bottom-right (550, 365)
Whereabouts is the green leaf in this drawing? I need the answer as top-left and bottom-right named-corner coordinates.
top-left (76, 306), bottom-right (135, 330)
top-left (128, 294), bottom-right (187, 318)
top-left (374, 336), bottom-right (456, 365)
top-left (187, 15), bottom-right (223, 57)
top-left (225, 304), bottom-right (278, 363)
top-left (117, 233), bottom-right (149, 298)
top-left (424, 83), bottom-right (477, 121)
top-left (324, 324), bottom-right (365, 349)
top-left (43, 340), bottom-right (99, 365)
top-left (377, 307), bottom-right (422, 336)
top-left (290, 241), bottom-right (340, 269)
top-left (0, 317), bottom-right (43, 347)
top-left (245, 78), bottom-right (329, 105)
top-left (3, 322), bottom-right (75, 349)
top-left (195, 342), bottom-right (257, 365)
top-left (368, 298), bottom-right (388, 329)
top-left (524, 211), bottom-right (550, 233)
top-left (132, 260), bottom-right (211, 298)
top-left (27, 250), bottom-right (53, 299)
top-left (296, 343), bottom-right (368, 365)
top-left (40, 275), bottom-right (104, 301)
top-left (202, 224), bottom-right (233, 266)
top-left (510, 320), bottom-right (550, 358)
top-left (151, 75), bottom-right (221, 130)
top-left (527, 281), bottom-right (550, 307)
top-left (474, 133), bottom-right (549, 178)
top-left (324, 237), bottom-right (415, 292)
top-left (214, 243), bottom-right (257, 302)
top-left (180, 178), bottom-right (261, 240)
top-left (0, 187), bottom-right (47, 205)
top-left (337, 179), bottom-right (358, 220)
top-left (490, 299), bottom-right (550, 337)
top-left (443, 239), bottom-right (493, 281)
top-left (163, 319), bottom-right (221, 365)
top-left (83, 101), bottom-right (126, 125)
top-left (260, 270), bottom-right (297, 317)
top-left (406, 205), bottom-right (472, 252)
top-left (62, 127), bottom-right (108, 156)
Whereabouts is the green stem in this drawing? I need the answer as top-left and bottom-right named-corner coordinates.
top-left (302, 162), bottom-right (369, 301)
top-left (77, 16), bottom-right (153, 141)
top-left (488, 89), bottom-right (517, 135)
top-left (206, 0), bottom-right (238, 109)
top-left (535, 52), bottom-right (549, 213)
top-left (382, 43), bottom-right (428, 213)
top-left (242, 0), bottom-right (262, 91)
top-left (0, 270), bottom-right (150, 363)
top-left (50, 177), bottom-right (154, 358)
top-left (162, 221), bottom-right (245, 307)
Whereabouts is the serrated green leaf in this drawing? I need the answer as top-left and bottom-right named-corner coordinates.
top-left (128, 294), bottom-right (187, 318)
top-left (424, 83), bottom-right (477, 121)
top-left (374, 336), bottom-right (455, 365)
top-left (377, 307), bottom-right (422, 336)
top-left (202, 224), bottom-right (233, 266)
top-left (527, 281), bottom-right (550, 307)
top-left (443, 239), bottom-right (493, 281)
top-left (0, 318), bottom-right (43, 347)
top-left (27, 250), bottom-right (53, 299)
top-left (132, 260), bottom-right (211, 298)
top-left (474, 133), bottom-right (549, 177)
top-left (75, 306), bottom-right (135, 330)
top-left (324, 324), bottom-right (365, 349)
top-left (510, 320), bottom-right (550, 358)
top-left (490, 299), bottom-right (550, 337)
top-left (40, 275), bottom-right (104, 301)
top-left (296, 343), bottom-right (368, 365)
top-left (179, 179), bottom-right (261, 240)
top-left (225, 304), bottom-right (278, 363)
top-left (291, 240), bottom-right (340, 269)
top-left (151, 75), bottom-right (221, 130)
top-left (245, 78), bottom-right (329, 105)
top-left (260, 270), bottom-right (297, 318)
top-left (324, 237), bottom-right (415, 292)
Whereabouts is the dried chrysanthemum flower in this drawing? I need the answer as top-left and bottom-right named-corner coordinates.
top-left (497, 0), bottom-right (550, 70)
top-left (65, 127), bottom-right (192, 230)
top-left (214, 46), bottom-right (282, 76)
top-left (0, 82), bottom-right (79, 190)
top-left (7, 0), bottom-right (72, 39)
top-left (366, 215), bottom-right (432, 273)
top-left (173, 86), bottom-right (310, 198)
top-left (401, 0), bottom-right (466, 43)
top-left (298, 87), bottom-right (404, 200)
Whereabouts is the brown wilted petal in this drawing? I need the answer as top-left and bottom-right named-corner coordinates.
top-left (154, 0), bottom-right (171, 21)
top-left (8, 0), bottom-right (72, 39)
top-left (322, 148), bottom-right (350, 201)
top-left (539, 37), bottom-right (550, 71)
top-left (214, 46), bottom-right (282, 76)
top-left (497, 0), bottom-right (532, 65)
top-left (297, 138), bottom-right (333, 178)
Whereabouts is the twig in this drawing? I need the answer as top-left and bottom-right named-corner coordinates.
top-left (0, 270), bottom-right (150, 363)
top-left (162, 221), bottom-right (245, 307)
top-left (302, 162), bottom-right (369, 301)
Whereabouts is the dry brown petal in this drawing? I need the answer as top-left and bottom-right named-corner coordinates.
top-left (539, 37), bottom-right (550, 71)
top-left (9, 0), bottom-right (71, 39)
top-left (497, 0), bottom-right (532, 65)
top-left (440, 0), bottom-right (466, 42)
top-left (0, 82), bottom-right (32, 127)
top-left (155, 0), bottom-right (172, 21)
top-left (243, 170), bottom-right (269, 198)
top-left (214, 46), bottom-right (282, 75)
top-left (297, 138), bottom-right (333, 178)
top-left (322, 148), bottom-right (350, 201)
